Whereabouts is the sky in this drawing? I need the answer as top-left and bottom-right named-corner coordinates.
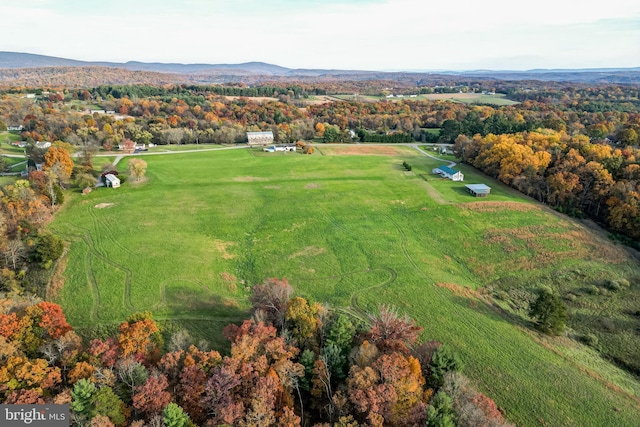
top-left (1, 0), bottom-right (639, 71)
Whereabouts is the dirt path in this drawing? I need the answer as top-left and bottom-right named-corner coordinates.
top-left (411, 144), bottom-right (456, 167)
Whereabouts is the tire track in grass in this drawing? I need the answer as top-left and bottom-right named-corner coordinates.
top-left (87, 204), bottom-right (135, 257)
top-left (78, 231), bottom-right (134, 313)
top-left (316, 207), bottom-right (398, 320)
top-left (62, 208), bottom-right (134, 314)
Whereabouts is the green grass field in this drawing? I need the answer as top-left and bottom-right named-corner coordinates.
top-left (50, 147), bottom-right (640, 426)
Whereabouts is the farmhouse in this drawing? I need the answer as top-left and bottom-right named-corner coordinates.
top-left (466, 184), bottom-right (491, 197)
top-left (35, 141), bottom-right (52, 149)
top-left (433, 165), bottom-right (464, 181)
top-left (247, 131), bottom-right (274, 146)
top-left (104, 174), bottom-right (121, 188)
top-left (263, 144), bottom-right (296, 152)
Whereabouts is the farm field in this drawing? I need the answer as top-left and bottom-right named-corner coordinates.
top-left (50, 147), bottom-right (640, 426)
top-left (333, 93), bottom-right (519, 105)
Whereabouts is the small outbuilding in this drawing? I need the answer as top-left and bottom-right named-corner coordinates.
top-left (433, 165), bottom-right (464, 181)
top-left (465, 184), bottom-right (491, 197)
top-left (104, 174), bottom-right (121, 188)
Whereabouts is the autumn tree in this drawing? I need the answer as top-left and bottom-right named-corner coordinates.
top-left (133, 373), bottom-right (172, 417)
top-left (127, 158), bottom-right (148, 183)
top-left (365, 305), bottom-right (422, 354)
top-left (249, 277), bottom-right (294, 329)
top-left (43, 146), bottom-right (73, 180)
top-left (118, 312), bottom-right (163, 360)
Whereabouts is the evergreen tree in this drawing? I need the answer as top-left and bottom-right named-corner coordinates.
top-left (529, 288), bottom-right (567, 335)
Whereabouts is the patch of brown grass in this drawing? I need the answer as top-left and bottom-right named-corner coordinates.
top-left (289, 246), bottom-right (326, 260)
top-left (460, 201), bottom-right (538, 213)
top-left (233, 176), bottom-right (269, 182)
top-left (213, 239), bottom-right (236, 259)
top-left (220, 272), bottom-right (238, 292)
top-left (436, 282), bottom-right (481, 299)
top-left (94, 203), bottom-right (115, 209)
top-left (305, 183), bottom-right (320, 189)
top-left (47, 250), bottom-right (68, 300)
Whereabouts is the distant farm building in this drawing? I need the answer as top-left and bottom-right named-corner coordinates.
top-left (263, 144), bottom-right (296, 152)
top-left (433, 165), bottom-right (464, 181)
top-left (104, 174), bottom-right (121, 188)
top-left (35, 141), bottom-right (52, 149)
top-left (466, 184), bottom-right (491, 197)
top-left (247, 131), bottom-right (274, 146)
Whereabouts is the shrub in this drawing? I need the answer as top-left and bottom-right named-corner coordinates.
top-left (495, 290), bottom-right (510, 301)
top-left (577, 333), bottom-right (599, 348)
top-left (586, 285), bottom-right (600, 295)
top-left (604, 278), bottom-right (630, 291)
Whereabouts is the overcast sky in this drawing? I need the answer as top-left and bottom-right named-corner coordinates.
top-left (2, 0), bottom-right (639, 70)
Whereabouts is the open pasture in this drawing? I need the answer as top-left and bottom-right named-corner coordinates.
top-left (51, 147), bottom-right (640, 426)
top-left (333, 93), bottom-right (519, 105)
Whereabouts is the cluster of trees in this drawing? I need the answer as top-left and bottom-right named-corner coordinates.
top-left (0, 279), bottom-right (512, 427)
top-left (0, 143), bottom-right (108, 295)
top-left (0, 145), bottom-right (77, 293)
top-left (453, 130), bottom-right (640, 242)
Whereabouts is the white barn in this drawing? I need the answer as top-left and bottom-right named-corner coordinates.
top-left (247, 131), bottom-right (274, 146)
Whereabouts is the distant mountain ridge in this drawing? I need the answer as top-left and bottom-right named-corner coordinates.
top-left (1, 52), bottom-right (639, 85)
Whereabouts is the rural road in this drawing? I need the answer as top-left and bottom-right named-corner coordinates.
top-left (2, 142), bottom-right (455, 169)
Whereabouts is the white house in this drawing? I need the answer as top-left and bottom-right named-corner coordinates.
top-left (432, 165), bottom-right (464, 181)
top-left (263, 144), bottom-right (296, 152)
top-left (104, 174), bottom-right (121, 188)
top-left (35, 141), bottom-right (52, 149)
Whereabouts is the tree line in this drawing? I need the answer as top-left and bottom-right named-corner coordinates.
top-left (453, 130), bottom-right (640, 244)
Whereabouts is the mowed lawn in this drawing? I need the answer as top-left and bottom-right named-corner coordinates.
top-left (50, 147), bottom-right (640, 426)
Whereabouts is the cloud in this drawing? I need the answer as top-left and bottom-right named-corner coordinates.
top-left (0, 0), bottom-right (638, 69)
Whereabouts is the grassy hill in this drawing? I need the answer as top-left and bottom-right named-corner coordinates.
top-left (50, 146), bottom-right (640, 426)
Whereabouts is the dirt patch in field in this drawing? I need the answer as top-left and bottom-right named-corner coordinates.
top-left (214, 240), bottom-right (236, 259)
top-left (234, 176), bottom-right (269, 182)
top-left (390, 200), bottom-right (406, 205)
top-left (220, 272), bottom-right (238, 292)
top-left (436, 282), bottom-right (481, 299)
top-left (263, 185), bottom-right (281, 190)
top-left (321, 145), bottom-right (408, 156)
top-left (289, 246), bottom-right (326, 260)
top-left (305, 183), bottom-right (320, 189)
top-left (459, 201), bottom-right (539, 213)
top-left (95, 203), bottom-right (115, 209)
